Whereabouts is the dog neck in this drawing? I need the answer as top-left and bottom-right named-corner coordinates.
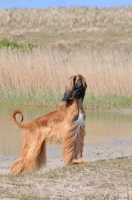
top-left (74, 96), bottom-right (83, 105)
top-left (66, 98), bottom-right (85, 115)
top-left (77, 98), bottom-right (85, 115)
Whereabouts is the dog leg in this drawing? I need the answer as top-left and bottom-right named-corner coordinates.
top-left (11, 135), bottom-right (30, 174)
top-left (71, 127), bottom-right (86, 164)
top-left (62, 135), bottom-right (75, 165)
top-left (35, 140), bottom-right (47, 170)
top-left (11, 130), bottom-right (46, 174)
top-left (62, 126), bottom-right (86, 165)
top-left (21, 136), bottom-right (46, 173)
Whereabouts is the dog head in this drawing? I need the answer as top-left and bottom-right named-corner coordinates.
top-left (62, 74), bottom-right (87, 102)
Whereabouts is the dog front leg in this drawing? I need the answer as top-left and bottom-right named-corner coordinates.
top-left (62, 135), bottom-right (75, 165)
top-left (71, 127), bottom-right (86, 164)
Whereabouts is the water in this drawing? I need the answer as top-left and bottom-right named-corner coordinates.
top-left (0, 105), bottom-right (132, 156)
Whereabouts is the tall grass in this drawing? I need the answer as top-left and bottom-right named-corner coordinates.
top-left (0, 48), bottom-right (132, 108)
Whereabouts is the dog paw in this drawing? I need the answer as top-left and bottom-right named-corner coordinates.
top-left (72, 158), bottom-right (86, 164)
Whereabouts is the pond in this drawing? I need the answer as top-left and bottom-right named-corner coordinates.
top-left (0, 105), bottom-right (132, 157)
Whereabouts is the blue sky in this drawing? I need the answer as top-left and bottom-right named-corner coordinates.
top-left (0, 0), bottom-right (132, 10)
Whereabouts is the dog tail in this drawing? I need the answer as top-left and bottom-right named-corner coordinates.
top-left (12, 110), bottom-right (30, 129)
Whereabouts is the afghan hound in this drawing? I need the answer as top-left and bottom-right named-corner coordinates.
top-left (10, 74), bottom-right (87, 174)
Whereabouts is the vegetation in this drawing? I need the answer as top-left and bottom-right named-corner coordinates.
top-left (0, 7), bottom-right (132, 108)
top-left (0, 7), bottom-right (132, 52)
top-left (0, 49), bottom-right (132, 108)
top-left (0, 48), bottom-right (132, 108)
top-left (0, 157), bottom-right (132, 199)
top-left (0, 39), bottom-right (34, 51)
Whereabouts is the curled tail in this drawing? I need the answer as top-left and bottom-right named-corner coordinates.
top-left (12, 110), bottom-right (30, 129)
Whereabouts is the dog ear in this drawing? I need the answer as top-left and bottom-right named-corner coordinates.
top-left (84, 82), bottom-right (87, 90)
top-left (62, 76), bottom-right (75, 102)
top-left (76, 74), bottom-right (87, 89)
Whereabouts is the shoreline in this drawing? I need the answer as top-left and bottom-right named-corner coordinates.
top-left (0, 137), bottom-right (132, 175)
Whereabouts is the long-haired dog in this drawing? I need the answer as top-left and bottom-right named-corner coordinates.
top-left (11, 74), bottom-right (87, 174)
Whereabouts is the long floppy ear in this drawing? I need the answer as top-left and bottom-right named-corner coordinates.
top-left (82, 80), bottom-right (87, 100)
top-left (84, 81), bottom-right (87, 90)
top-left (62, 76), bottom-right (75, 102)
top-left (81, 78), bottom-right (87, 100)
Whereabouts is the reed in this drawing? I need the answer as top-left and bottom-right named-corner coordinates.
top-left (0, 48), bottom-right (132, 108)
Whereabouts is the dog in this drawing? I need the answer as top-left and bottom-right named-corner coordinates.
top-left (10, 74), bottom-right (87, 174)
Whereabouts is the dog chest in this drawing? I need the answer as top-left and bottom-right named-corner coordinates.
top-left (76, 113), bottom-right (85, 127)
top-left (73, 113), bottom-right (85, 139)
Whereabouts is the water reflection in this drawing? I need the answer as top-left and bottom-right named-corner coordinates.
top-left (0, 105), bottom-right (132, 156)
top-left (85, 111), bottom-right (132, 144)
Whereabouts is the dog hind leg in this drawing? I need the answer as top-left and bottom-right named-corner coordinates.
top-left (35, 140), bottom-right (47, 170)
top-left (11, 135), bottom-right (31, 174)
top-left (11, 130), bottom-right (46, 174)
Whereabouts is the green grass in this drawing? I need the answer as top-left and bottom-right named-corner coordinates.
top-left (0, 38), bottom-right (34, 51)
top-left (84, 94), bottom-right (132, 109)
top-left (0, 90), bottom-right (63, 107)
top-left (0, 90), bottom-right (132, 109)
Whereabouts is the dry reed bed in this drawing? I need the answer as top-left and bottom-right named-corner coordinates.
top-left (0, 49), bottom-right (132, 96)
top-left (0, 7), bottom-right (132, 34)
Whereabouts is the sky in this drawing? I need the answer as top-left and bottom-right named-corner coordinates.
top-left (0, 0), bottom-right (132, 10)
